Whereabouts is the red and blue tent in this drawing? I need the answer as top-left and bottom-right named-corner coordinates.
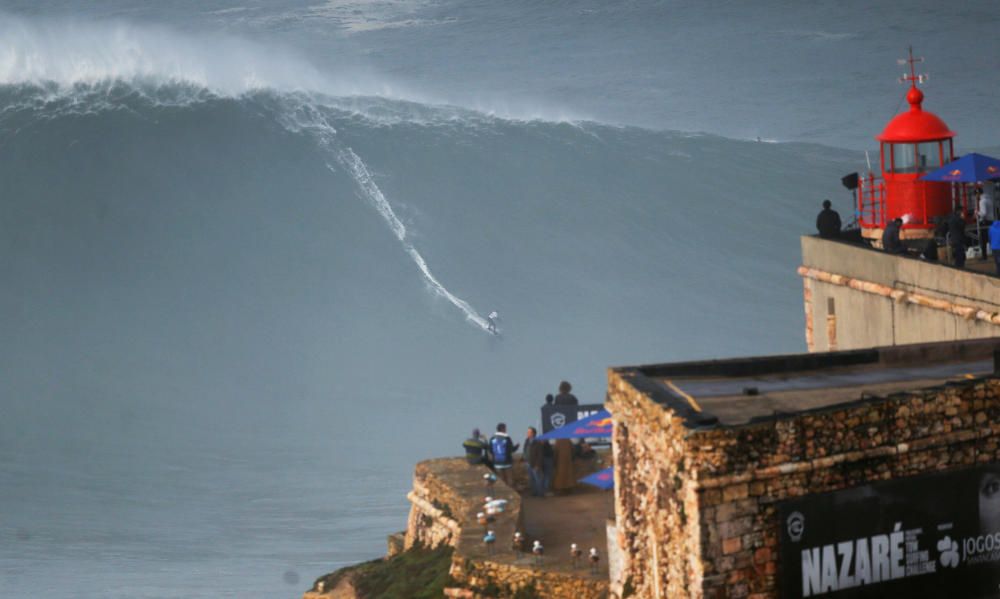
top-left (579, 466), bottom-right (614, 490)
top-left (537, 409), bottom-right (612, 440)
top-left (919, 153), bottom-right (1000, 182)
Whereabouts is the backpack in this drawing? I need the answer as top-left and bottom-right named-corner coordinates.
top-left (490, 435), bottom-right (509, 464)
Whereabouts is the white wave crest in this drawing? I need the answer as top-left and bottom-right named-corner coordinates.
top-left (0, 11), bottom-right (584, 127)
top-left (0, 11), bottom-right (405, 99)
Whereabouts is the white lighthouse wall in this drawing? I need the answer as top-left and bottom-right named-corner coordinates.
top-left (800, 236), bottom-right (1000, 352)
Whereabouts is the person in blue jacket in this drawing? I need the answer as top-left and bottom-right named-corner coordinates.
top-left (990, 220), bottom-right (1000, 275)
top-left (489, 423), bottom-right (519, 486)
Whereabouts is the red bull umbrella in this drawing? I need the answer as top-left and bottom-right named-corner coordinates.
top-left (919, 153), bottom-right (1000, 182)
top-left (579, 466), bottom-right (614, 490)
top-left (537, 409), bottom-right (612, 440)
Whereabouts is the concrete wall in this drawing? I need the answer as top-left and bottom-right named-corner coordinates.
top-left (799, 236), bottom-right (1000, 352)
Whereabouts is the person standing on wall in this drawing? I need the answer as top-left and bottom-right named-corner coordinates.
top-left (489, 423), bottom-right (519, 487)
top-left (522, 427), bottom-right (545, 497)
top-left (463, 428), bottom-right (491, 468)
top-left (990, 219), bottom-right (1000, 275)
top-left (978, 184), bottom-right (996, 261)
top-left (541, 438), bottom-right (554, 496)
top-left (882, 218), bottom-right (904, 254)
top-left (553, 381), bottom-right (578, 406)
top-left (948, 206), bottom-right (968, 268)
top-left (816, 199), bottom-right (842, 239)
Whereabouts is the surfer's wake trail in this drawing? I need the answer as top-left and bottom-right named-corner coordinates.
top-left (280, 104), bottom-right (491, 333)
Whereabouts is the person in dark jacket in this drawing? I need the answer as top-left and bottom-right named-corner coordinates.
top-left (816, 200), bottom-right (842, 239)
top-left (990, 220), bottom-right (1000, 275)
top-left (463, 428), bottom-right (490, 467)
top-left (541, 439), bottom-right (554, 495)
top-left (921, 237), bottom-right (939, 262)
top-left (947, 207), bottom-right (968, 268)
top-left (882, 218), bottom-right (904, 254)
top-left (553, 381), bottom-right (578, 406)
top-left (522, 427), bottom-right (545, 497)
top-left (489, 423), bottom-right (519, 486)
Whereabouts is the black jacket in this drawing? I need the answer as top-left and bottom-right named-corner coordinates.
top-left (882, 222), bottom-right (904, 254)
top-left (816, 208), bottom-right (842, 238)
top-left (947, 212), bottom-right (967, 247)
top-left (553, 393), bottom-right (578, 406)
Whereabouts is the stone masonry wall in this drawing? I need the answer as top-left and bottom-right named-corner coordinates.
top-left (450, 554), bottom-right (609, 598)
top-left (608, 368), bottom-right (1000, 599)
top-left (607, 368), bottom-right (704, 598)
top-left (404, 458), bottom-right (481, 550)
top-left (691, 378), bottom-right (1000, 599)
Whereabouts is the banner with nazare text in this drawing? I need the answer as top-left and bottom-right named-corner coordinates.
top-left (780, 464), bottom-right (1000, 598)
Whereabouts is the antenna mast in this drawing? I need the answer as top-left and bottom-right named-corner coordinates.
top-left (897, 46), bottom-right (928, 87)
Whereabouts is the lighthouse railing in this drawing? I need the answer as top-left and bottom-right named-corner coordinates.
top-left (857, 172), bottom-right (886, 228)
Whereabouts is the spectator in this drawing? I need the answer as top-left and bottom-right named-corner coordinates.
top-left (544, 393), bottom-right (554, 406)
top-left (574, 439), bottom-right (596, 460)
top-left (920, 237), bottom-right (939, 262)
top-left (554, 381), bottom-right (579, 406)
top-left (523, 427), bottom-right (545, 497)
top-left (882, 218), bottom-right (904, 254)
top-left (463, 428), bottom-right (490, 467)
top-left (816, 199), bottom-right (842, 239)
top-left (990, 220), bottom-right (1000, 275)
top-left (542, 440), bottom-right (554, 496)
top-left (978, 185), bottom-right (996, 261)
top-left (489, 423), bottom-right (519, 486)
top-left (948, 207), bottom-right (968, 268)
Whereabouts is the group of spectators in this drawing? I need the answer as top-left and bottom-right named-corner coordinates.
top-left (462, 381), bottom-right (595, 498)
top-left (816, 193), bottom-right (1000, 275)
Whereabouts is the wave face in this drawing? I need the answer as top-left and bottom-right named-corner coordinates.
top-left (0, 16), bottom-right (862, 598)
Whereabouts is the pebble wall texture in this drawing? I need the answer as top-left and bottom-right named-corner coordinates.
top-left (607, 356), bottom-right (1000, 599)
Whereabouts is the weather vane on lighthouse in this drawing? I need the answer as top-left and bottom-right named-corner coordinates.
top-left (898, 46), bottom-right (928, 87)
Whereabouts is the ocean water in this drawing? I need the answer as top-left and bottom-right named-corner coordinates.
top-left (1, 2), bottom-right (998, 597)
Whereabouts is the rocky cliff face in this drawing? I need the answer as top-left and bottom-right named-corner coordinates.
top-left (305, 457), bottom-right (611, 598)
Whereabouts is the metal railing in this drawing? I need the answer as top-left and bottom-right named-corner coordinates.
top-left (857, 172), bottom-right (886, 228)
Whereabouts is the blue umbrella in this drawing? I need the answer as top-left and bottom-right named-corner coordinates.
top-left (537, 409), bottom-right (612, 440)
top-left (579, 467), bottom-right (614, 490)
top-left (920, 153), bottom-right (1000, 182)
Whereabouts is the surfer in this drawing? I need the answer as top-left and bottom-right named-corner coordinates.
top-left (487, 311), bottom-right (499, 334)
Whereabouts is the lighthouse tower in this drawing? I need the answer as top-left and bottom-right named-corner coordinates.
top-left (858, 49), bottom-right (959, 243)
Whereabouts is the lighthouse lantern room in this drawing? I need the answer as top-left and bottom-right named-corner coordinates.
top-left (858, 49), bottom-right (967, 243)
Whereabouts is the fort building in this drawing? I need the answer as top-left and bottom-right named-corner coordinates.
top-left (606, 338), bottom-right (1000, 598)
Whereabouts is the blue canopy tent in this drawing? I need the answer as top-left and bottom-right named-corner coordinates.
top-left (919, 153), bottom-right (1000, 182)
top-left (578, 466), bottom-right (614, 490)
top-left (537, 409), bottom-right (612, 440)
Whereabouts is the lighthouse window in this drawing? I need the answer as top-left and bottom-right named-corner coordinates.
top-left (916, 141), bottom-right (942, 172)
top-left (891, 143), bottom-right (918, 173)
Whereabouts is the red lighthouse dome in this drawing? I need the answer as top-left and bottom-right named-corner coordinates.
top-left (877, 87), bottom-right (955, 143)
top-left (857, 50), bottom-right (957, 243)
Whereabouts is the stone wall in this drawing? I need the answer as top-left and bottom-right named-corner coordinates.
top-left (404, 458), bottom-right (472, 550)
top-left (607, 368), bottom-right (704, 598)
top-left (690, 378), bottom-right (1000, 598)
top-left (450, 554), bottom-right (609, 598)
top-left (608, 357), bottom-right (1000, 598)
top-left (799, 236), bottom-right (1000, 352)
top-left (401, 457), bottom-right (611, 598)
